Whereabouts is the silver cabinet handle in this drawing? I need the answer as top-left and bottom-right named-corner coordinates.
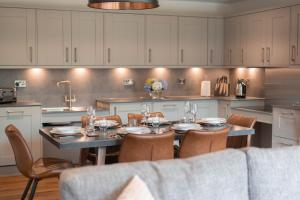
top-left (74, 47), bottom-right (78, 63)
top-left (181, 49), bottom-right (184, 64)
top-left (291, 45), bottom-right (296, 62)
top-left (108, 48), bottom-right (111, 63)
top-left (210, 49), bottom-right (213, 64)
top-left (261, 48), bottom-right (265, 64)
top-left (277, 142), bottom-right (293, 147)
top-left (29, 46), bottom-right (33, 63)
top-left (241, 48), bottom-right (244, 65)
top-left (266, 47), bottom-right (271, 64)
top-left (7, 110), bottom-right (24, 116)
top-left (66, 47), bottom-right (69, 63)
top-left (148, 48), bottom-right (152, 63)
top-left (229, 49), bottom-right (232, 65)
top-left (162, 104), bottom-right (177, 108)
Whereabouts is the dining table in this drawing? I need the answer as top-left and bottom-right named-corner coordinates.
top-left (39, 123), bottom-right (255, 165)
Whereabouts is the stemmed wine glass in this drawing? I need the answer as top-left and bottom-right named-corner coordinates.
top-left (99, 118), bottom-right (108, 134)
top-left (141, 104), bottom-right (150, 125)
top-left (152, 114), bottom-right (161, 133)
top-left (191, 104), bottom-right (198, 123)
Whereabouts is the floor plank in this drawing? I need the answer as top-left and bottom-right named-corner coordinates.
top-left (0, 176), bottom-right (59, 200)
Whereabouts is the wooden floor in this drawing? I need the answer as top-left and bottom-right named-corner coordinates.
top-left (0, 176), bottom-right (59, 200)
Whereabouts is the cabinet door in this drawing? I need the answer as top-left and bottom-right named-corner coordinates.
top-left (266, 7), bottom-right (290, 66)
top-left (224, 18), bottom-right (233, 65)
top-left (208, 18), bottom-right (224, 66)
top-left (246, 12), bottom-right (267, 67)
top-left (72, 12), bottom-right (103, 66)
top-left (153, 102), bottom-right (185, 121)
top-left (179, 17), bottom-right (207, 66)
top-left (0, 8), bottom-right (35, 65)
top-left (146, 15), bottom-right (178, 65)
top-left (104, 13), bottom-right (144, 65)
top-left (37, 10), bottom-right (71, 66)
top-left (291, 5), bottom-right (300, 65)
top-left (190, 100), bottom-right (218, 118)
top-left (0, 107), bottom-right (41, 166)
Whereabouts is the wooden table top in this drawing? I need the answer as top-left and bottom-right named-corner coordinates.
top-left (39, 124), bottom-right (255, 149)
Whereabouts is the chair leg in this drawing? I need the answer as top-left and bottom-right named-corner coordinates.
top-left (28, 179), bottom-right (39, 200)
top-left (21, 178), bottom-right (33, 200)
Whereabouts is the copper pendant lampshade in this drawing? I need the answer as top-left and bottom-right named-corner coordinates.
top-left (88, 0), bottom-right (159, 10)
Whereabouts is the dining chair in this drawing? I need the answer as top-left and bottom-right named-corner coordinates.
top-left (179, 128), bottom-right (229, 158)
top-left (5, 124), bottom-right (72, 200)
top-left (119, 131), bottom-right (174, 163)
top-left (226, 114), bottom-right (256, 148)
top-left (80, 115), bottom-right (122, 165)
top-left (127, 112), bottom-right (165, 125)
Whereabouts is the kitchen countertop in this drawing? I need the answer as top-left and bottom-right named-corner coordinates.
top-left (97, 96), bottom-right (265, 103)
top-left (0, 101), bottom-right (42, 107)
top-left (273, 104), bottom-right (300, 110)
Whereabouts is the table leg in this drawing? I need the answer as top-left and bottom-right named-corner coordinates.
top-left (97, 147), bottom-right (107, 165)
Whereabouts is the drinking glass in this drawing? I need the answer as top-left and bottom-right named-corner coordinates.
top-left (99, 118), bottom-right (108, 134)
top-left (191, 104), bottom-right (198, 123)
top-left (86, 106), bottom-right (96, 135)
top-left (128, 119), bottom-right (138, 127)
top-left (141, 104), bottom-right (148, 125)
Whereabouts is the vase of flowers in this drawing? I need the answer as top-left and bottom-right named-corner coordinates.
top-left (144, 79), bottom-right (168, 99)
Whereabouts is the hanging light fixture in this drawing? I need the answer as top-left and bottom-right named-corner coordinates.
top-left (88, 0), bottom-right (159, 10)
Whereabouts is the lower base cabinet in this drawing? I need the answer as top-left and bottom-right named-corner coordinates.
top-left (0, 106), bottom-right (42, 166)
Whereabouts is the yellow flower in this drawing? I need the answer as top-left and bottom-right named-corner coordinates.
top-left (146, 78), bottom-right (154, 85)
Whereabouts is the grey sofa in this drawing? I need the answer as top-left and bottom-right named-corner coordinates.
top-left (60, 147), bottom-right (300, 200)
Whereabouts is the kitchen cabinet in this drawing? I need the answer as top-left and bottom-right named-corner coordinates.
top-left (272, 107), bottom-right (299, 143)
top-left (146, 15), bottom-right (178, 66)
top-left (246, 8), bottom-right (290, 67)
top-left (178, 17), bottom-right (207, 66)
top-left (37, 10), bottom-right (71, 66)
top-left (224, 16), bottom-right (246, 66)
top-left (152, 101), bottom-right (185, 121)
top-left (189, 100), bottom-right (218, 118)
top-left (291, 5), bottom-right (300, 65)
top-left (104, 13), bottom-right (145, 65)
top-left (208, 18), bottom-right (224, 66)
top-left (0, 8), bottom-right (36, 66)
top-left (72, 12), bottom-right (103, 66)
top-left (0, 106), bottom-right (42, 166)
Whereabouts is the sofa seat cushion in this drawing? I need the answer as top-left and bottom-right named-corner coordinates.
top-left (247, 147), bottom-right (300, 200)
top-left (60, 149), bottom-right (248, 200)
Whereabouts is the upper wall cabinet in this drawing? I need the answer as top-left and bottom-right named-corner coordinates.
top-left (224, 16), bottom-right (246, 66)
top-left (246, 8), bottom-right (290, 67)
top-left (37, 10), bottom-right (71, 66)
top-left (0, 8), bottom-right (36, 65)
top-left (104, 13), bottom-right (144, 65)
top-left (208, 18), bottom-right (224, 66)
top-left (179, 17), bottom-right (208, 66)
top-left (72, 12), bottom-right (103, 66)
top-left (146, 15), bottom-right (178, 66)
top-left (291, 5), bottom-right (300, 65)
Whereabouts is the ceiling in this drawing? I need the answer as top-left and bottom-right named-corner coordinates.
top-left (0, 0), bottom-right (298, 17)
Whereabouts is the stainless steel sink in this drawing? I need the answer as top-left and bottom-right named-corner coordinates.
top-left (42, 106), bottom-right (87, 113)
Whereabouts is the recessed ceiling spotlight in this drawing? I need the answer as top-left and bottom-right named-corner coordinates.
top-left (88, 0), bottom-right (159, 10)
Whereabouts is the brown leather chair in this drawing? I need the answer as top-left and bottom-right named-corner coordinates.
top-left (179, 128), bottom-right (229, 158)
top-left (227, 114), bottom-right (256, 148)
top-left (80, 115), bottom-right (122, 165)
top-left (5, 124), bottom-right (72, 200)
top-left (119, 131), bottom-right (174, 163)
top-left (127, 112), bottom-right (165, 125)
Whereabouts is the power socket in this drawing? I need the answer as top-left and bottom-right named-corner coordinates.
top-left (14, 80), bottom-right (27, 88)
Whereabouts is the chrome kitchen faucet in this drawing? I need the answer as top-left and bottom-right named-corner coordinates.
top-left (56, 80), bottom-right (76, 110)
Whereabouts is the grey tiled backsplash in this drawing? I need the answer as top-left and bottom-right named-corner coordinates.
top-left (0, 68), bottom-right (230, 107)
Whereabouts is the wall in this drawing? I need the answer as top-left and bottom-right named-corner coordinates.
top-left (229, 68), bottom-right (265, 97)
top-left (264, 68), bottom-right (300, 106)
top-left (0, 68), bottom-right (229, 107)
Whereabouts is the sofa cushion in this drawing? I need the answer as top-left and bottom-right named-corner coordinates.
top-left (247, 146), bottom-right (300, 200)
top-left (60, 149), bottom-right (248, 200)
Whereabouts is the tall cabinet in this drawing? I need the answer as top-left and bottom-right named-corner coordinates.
top-left (291, 5), bottom-right (300, 65)
top-left (37, 10), bottom-right (71, 66)
top-left (0, 8), bottom-right (36, 65)
top-left (72, 12), bottom-right (103, 66)
top-left (104, 13), bottom-right (145, 65)
top-left (208, 18), bottom-right (224, 66)
top-left (146, 15), bottom-right (178, 65)
top-left (178, 17), bottom-right (208, 66)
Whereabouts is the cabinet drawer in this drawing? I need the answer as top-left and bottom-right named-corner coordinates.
top-left (272, 136), bottom-right (298, 148)
top-left (0, 107), bottom-right (34, 117)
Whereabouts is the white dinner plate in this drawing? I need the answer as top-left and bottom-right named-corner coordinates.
top-left (144, 117), bottom-right (169, 124)
top-left (94, 120), bottom-right (118, 128)
top-left (117, 127), bottom-right (152, 135)
top-left (197, 118), bottom-right (226, 126)
top-left (50, 126), bottom-right (82, 135)
top-left (171, 123), bottom-right (202, 131)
